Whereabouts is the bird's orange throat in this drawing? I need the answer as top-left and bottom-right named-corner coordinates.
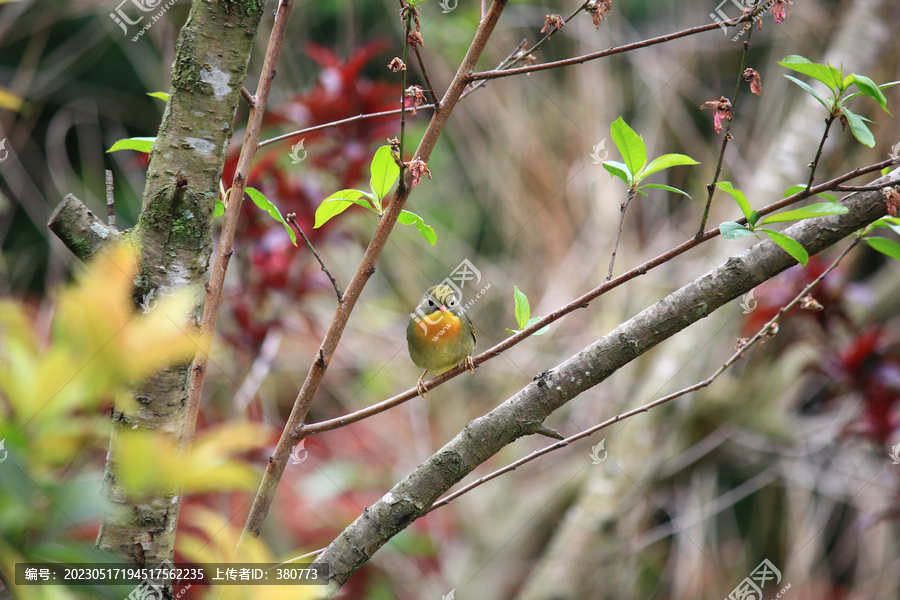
top-left (412, 311), bottom-right (463, 342)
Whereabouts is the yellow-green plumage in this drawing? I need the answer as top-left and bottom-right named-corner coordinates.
top-left (407, 285), bottom-right (476, 382)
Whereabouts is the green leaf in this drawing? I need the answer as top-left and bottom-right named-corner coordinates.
top-left (106, 137), bottom-right (155, 153)
top-left (782, 185), bottom-right (837, 202)
top-left (369, 145), bottom-right (400, 204)
top-left (841, 107), bottom-right (875, 147)
top-left (610, 117), bottom-right (646, 180)
top-left (147, 92), bottom-right (169, 101)
top-left (759, 202), bottom-right (849, 225)
top-left (865, 236), bottom-right (900, 260)
top-left (246, 187), bottom-right (297, 246)
top-left (779, 56), bottom-right (841, 89)
top-left (524, 317), bottom-right (550, 336)
top-left (783, 75), bottom-right (832, 111)
top-left (213, 197), bottom-right (225, 218)
top-left (760, 229), bottom-right (808, 265)
top-left (397, 210), bottom-right (437, 246)
top-left (845, 80), bottom-right (900, 103)
top-left (639, 183), bottom-right (692, 198)
top-left (869, 216), bottom-right (900, 237)
top-left (602, 160), bottom-right (631, 184)
top-left (716, 181), bottom-right (752, 221)
top-left (314, 189), bottom-right (376, 228)
top-left (513, 286), bottom-right (531, 331)
top-left (850, 74), bottom-right (889, 113)
top-left (639, 153), bottom-right (699, 180)
top-left (719, 221), bottom-right (756, 239)
top-left (749, 211), bottom-right (761, 227)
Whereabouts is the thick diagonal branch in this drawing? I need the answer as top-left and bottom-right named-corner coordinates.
top-left (238, 0), bottom-right (510, 547)
top-left (312, 175), bottom-right (893, 595)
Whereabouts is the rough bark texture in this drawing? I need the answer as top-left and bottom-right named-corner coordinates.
top-left (313, 172), bottom-right (895, 597)
top-left (48, 194), bottom-right (122, 259)
top-left (47, 0), bottom-right (265, 566)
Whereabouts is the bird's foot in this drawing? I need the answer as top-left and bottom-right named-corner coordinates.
top-left (417, 372), bottom-right (430, 398)
top-left (464, 356), bottom-right (476, 375)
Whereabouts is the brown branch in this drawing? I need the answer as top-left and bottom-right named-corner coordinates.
top-left (286, 213), bottom-right (342, 302)
top-left (427, 235), bottom-right (861, 513)
top-left (242, 86), bottom-right (255, 107)
top-left (297, 159), bottom-right (898, 438)
top-left (468, 17), bottom-right (755, 82)
top-left (181, 0), bottom-right (296, 446)
top-left (312, 173), bottom-right (890, 591)
top-left (237, 0), bottom-right (511, 549)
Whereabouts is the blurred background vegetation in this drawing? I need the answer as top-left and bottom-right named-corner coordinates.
top-left (1, 0), bottom-right (899, 598)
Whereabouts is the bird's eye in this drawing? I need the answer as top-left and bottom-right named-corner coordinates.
top-left (449, 297), bottom-right (456, 306)
top-left (427, 299), bottom-right (435, 307)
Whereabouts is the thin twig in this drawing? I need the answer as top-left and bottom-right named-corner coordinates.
top-left (181, 0), bottom-right (296, 446)
top-left (504, 1), bottom-right (591, 72)
top-left (468, 15), bottom-right (756, 82)
top-left (459, 39), bottom-right (527, 100)
top-left (835, 183), bottom-right (895, 192)
top-left (398, 4), bottom-right (413, 168)
top-left (426, 236), bottom-right (862, 513)
top-left (242, 86), bottom-right (255, 107)
top-left (697, 29), bottom-right (753, 237)
top-left (806, 115), bottom-right (836, 192)
top-left (412, 44), bottom-right (439, 108)
top-left (257, 38), bottom-right (527, 150)
top-left (105, 169), bottom-right (116, 230)
top-left (607, 188), bottom-right (634, 281)
top-left (297, 158), bottom-right (897, 438)
top-left (258, 105), bottom-right (435, 149)
top-left (237, 0), bottom-right (510, 548)
top-left (286, 213), bottom-right (342, 302)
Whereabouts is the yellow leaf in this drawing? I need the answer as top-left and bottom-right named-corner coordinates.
top-left (0, 85), bottom-right (24, 112)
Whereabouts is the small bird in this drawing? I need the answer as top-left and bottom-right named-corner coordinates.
top-left (407, 284), bottom-right (476, 396)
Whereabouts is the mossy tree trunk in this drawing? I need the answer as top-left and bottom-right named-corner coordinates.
top-left (49, 0), bottom-right (265, 566)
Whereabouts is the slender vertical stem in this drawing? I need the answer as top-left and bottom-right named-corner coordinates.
top-left (398, 6), bottom-right (412, 168)
top-left (806, 115), bottom-right (836, 192)
top-left (413, 44), bottom-right (439, 107)
top-left (286, 213), bottom-right (342, 301)
top-left (697, 29), bottom-right (753, 237)
top-left (607, 188), bottom-right (635, 281)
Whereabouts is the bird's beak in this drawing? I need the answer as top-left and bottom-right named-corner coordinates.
top-left (439, 305), bottom-right (448, 312)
